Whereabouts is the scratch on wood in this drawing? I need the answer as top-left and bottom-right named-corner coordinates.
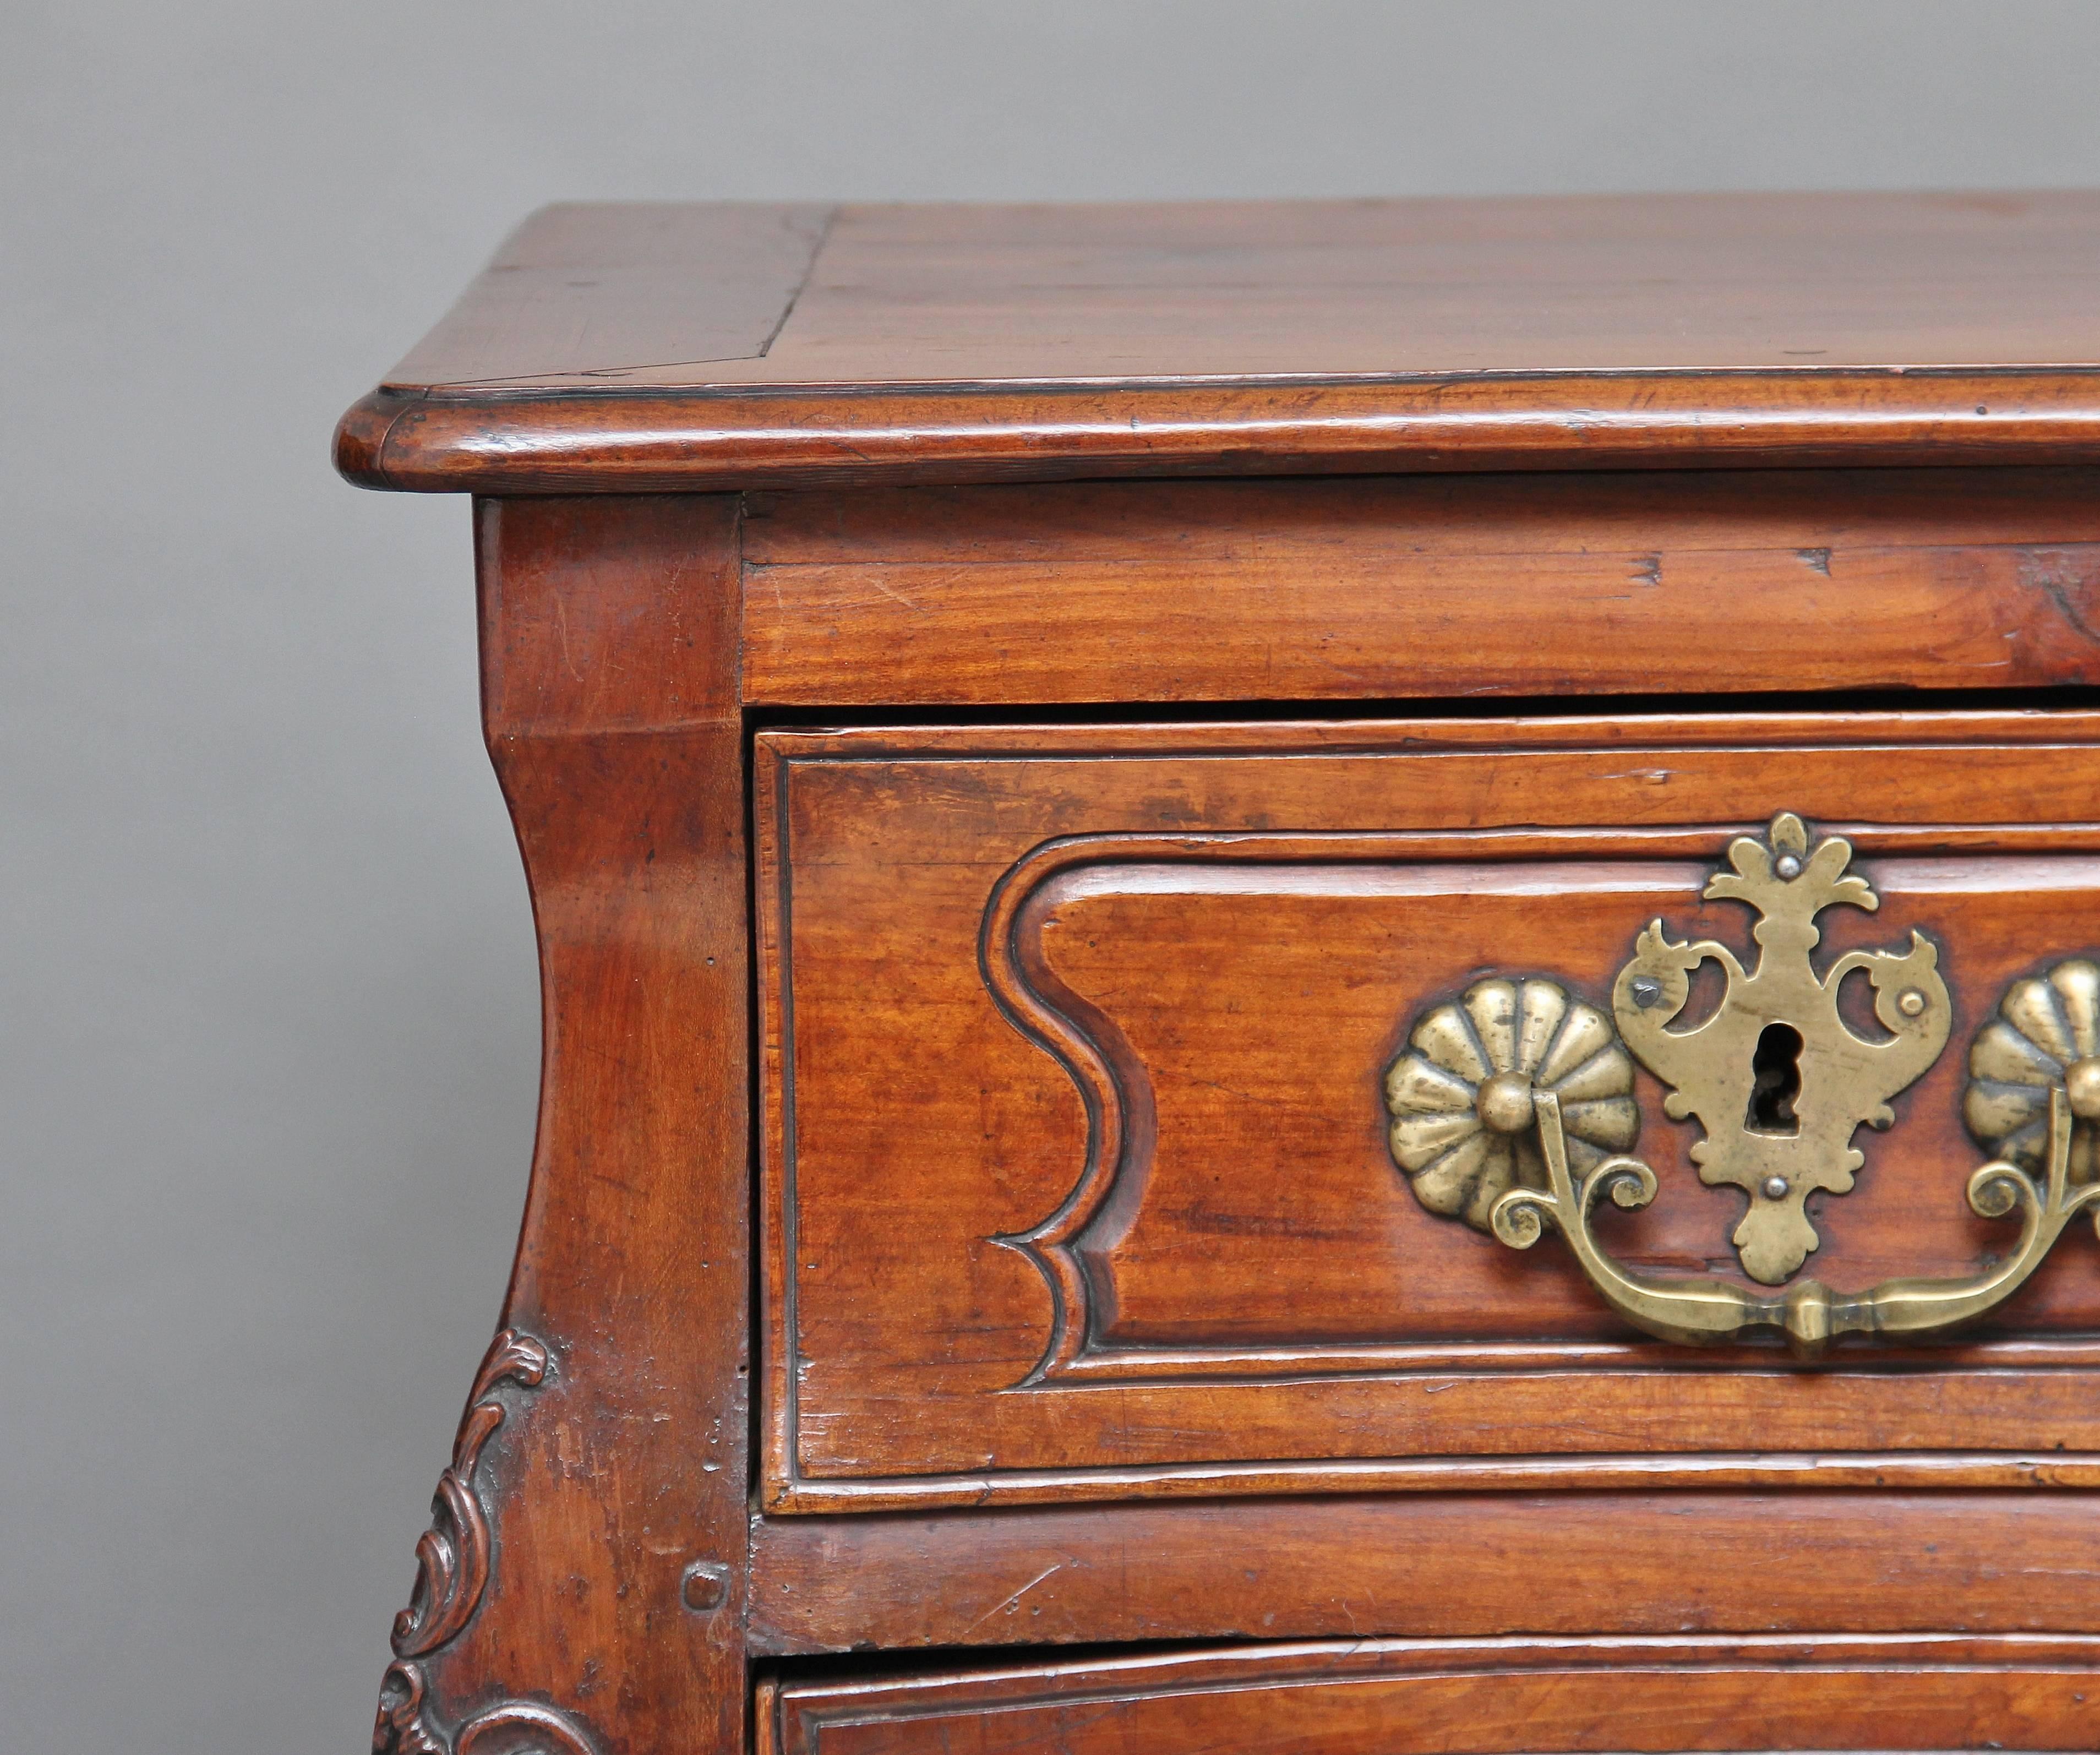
top-left (959, 1563), bottom-right (1064, 1637)
top-left (864, 574), bottom-right (925, 613)
top-left (552, 592), bottom-right (583, 683)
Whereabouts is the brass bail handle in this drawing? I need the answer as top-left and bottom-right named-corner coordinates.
top-left (1382, 814), bottom-right (2100, 1356)
top-left (1493, 1086), bottom-right (2100, 1359)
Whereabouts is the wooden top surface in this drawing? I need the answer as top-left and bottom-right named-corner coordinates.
top-left (339, 192), bottom-right (2100, 491)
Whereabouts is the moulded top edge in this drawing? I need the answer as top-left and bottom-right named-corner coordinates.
top-left (338, 193), bottom-right (2100, 491)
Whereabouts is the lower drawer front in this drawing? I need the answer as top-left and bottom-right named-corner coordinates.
top-left (757, 712), bottom-right (2100, 1511)
top-left (761, 1638), bottom-right (2100, 1755)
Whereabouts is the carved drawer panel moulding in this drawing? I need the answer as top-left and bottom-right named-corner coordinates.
top-left (756, 722), bottom-right (2100, 1510)
top-left (980, 825), bottom-right (1704, 1386)
top-left (984, 821), bottom-right (2100, 1381)
top-left (373, 1328), bottom-right (599, 1755)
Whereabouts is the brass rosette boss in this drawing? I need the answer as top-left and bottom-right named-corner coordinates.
top-left (1382, 814), bottom-right (2100, 1357)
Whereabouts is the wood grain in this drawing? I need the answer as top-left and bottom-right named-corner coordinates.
top-left (337, 192), bottom-right (2100, 1753)
top-left (748, 1492), bottom-right (2100, 1654)
top-left (756, 717), bottom-right (2100, 1511)
top-left (395, 194), bottom-right (2100, 388)
top-left (740, 470), bottom-right (2100, 706)
top-left (768, 1635), bottom-right (2100, 1754)
top-left (390, 202), bottom-right (834, 387)
top-left (391, 497), bottom-right (751, 1755)
top-left (338, 194), bottom-right (2100, 492)
top-left (339, 371), bottom-right (2100, 494)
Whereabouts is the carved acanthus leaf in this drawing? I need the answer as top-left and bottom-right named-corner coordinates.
top-left (391, 1328), bottom-right (550, 1660)
top-left (374, 1330), bottom-right (591, 1755)
top-left (375, 1659), bottom-right (597, 1755)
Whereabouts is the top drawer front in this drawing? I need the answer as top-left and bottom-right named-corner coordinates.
top-left (758, 714), bottom-right (2100, 1512)
top-left (740, 469), bottom-right (2100, 706)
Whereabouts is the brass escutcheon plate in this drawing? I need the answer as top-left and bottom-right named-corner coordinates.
top-left (1611, 811), bottom-right (1948, 1284)
top-left (1382, 814), bottom-right (2100, 1356)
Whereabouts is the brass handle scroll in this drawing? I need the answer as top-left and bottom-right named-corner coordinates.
top-left (1492, 1089), bottom-right (2100, 1359)
top-left (1381, 813), bottom-right (2100, 1358)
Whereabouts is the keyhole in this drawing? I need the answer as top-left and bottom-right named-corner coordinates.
top-left (1745, 1023), bottom-right (1803, 1136)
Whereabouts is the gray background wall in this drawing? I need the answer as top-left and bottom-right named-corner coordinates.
top-left (9, 4), bottom-right (2100, 1747)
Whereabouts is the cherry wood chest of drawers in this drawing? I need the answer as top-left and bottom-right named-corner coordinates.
top-left (341, 193), bottom-right (2100, 1755)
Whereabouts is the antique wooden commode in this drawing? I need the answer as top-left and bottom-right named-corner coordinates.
top-left (341, 194), bottom-right (2100, 1753)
